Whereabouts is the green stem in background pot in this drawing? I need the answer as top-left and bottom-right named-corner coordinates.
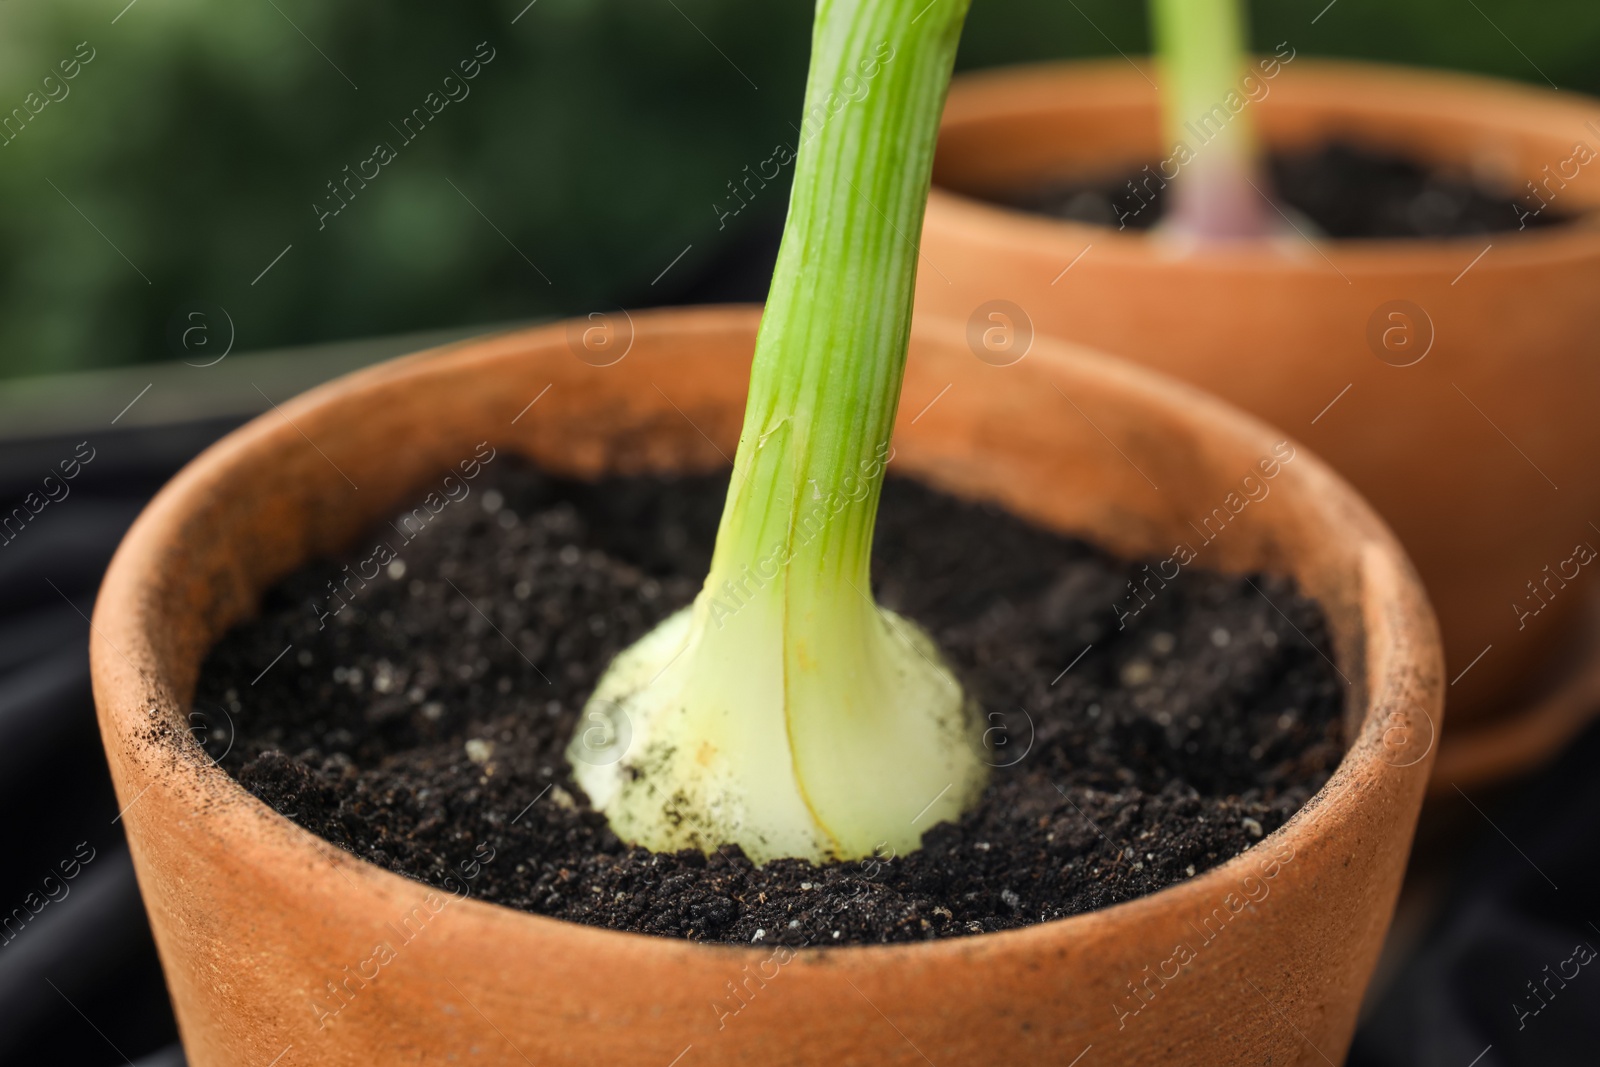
top-left (567, 0), bottom-right (987, 866)
top-left (1149, 0), bottom-right (1274, 239)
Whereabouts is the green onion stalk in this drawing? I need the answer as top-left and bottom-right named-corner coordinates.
top-left (1148, 0), bottom-right (1273, 239)
top-left (568, 0), bottom-right (987, 867)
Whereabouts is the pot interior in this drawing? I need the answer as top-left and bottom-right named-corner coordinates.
top-left (114, 308), bottom-right (1423, 803)
top-left (933, 60), bottom-right (1600, 223)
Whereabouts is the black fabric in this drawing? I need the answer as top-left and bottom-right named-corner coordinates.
top-left (0, 422), bottom-right (236, 1066)
top-left (2, 412), bottom-right (1596, 1065)
top-left (1349, 723), bottom-right (1600, 1067)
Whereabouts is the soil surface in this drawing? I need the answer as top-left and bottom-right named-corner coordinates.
top-left (989, 141), bottom-right (1566, 238)
top-left (198, 461), bottom-right (1346, 946)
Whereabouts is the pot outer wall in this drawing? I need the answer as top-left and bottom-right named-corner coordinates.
top-left (91, 308), bottom-right (1442, 1066)
top-left (918, 59), bottom-right (1600, 726)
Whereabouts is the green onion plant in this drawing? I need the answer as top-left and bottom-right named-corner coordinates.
top-left (1148, 0), bottom-right (1273, 239)
top-left (567, 0), bottom-right (987, 866)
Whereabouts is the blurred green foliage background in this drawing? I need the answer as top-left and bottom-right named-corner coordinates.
top-left (0, 0), bottom-right (1595, 379)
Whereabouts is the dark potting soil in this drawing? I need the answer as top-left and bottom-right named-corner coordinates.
top-left (988, 140), bottom-right (1567, 238)
top-left (196, 461), bottom-right (1346, 946)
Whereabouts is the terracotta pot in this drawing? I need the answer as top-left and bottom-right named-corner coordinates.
top-left (93, 306), bottom-right (1441, 1066)
top-left (917, 59), bottom-right (1600, 750)
top-left (1429, 586), bottom-right (1600, 786)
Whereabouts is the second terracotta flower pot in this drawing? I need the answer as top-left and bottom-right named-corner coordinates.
top-left (92, 307), bottom-right (1440, 1066)
top-left (917, 59), bottom-right (1600, 780)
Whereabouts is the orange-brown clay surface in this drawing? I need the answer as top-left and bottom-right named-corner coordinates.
top-left (918, 59), bottom-right (1600, 749)
top-left (92, 307), bottom-right (1441, 1065)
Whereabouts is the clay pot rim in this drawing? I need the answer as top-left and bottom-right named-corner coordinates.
top-left (932, 57), bottom-right (1600, 272)
top-left (91, 305), bottom-right (1438, 964)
